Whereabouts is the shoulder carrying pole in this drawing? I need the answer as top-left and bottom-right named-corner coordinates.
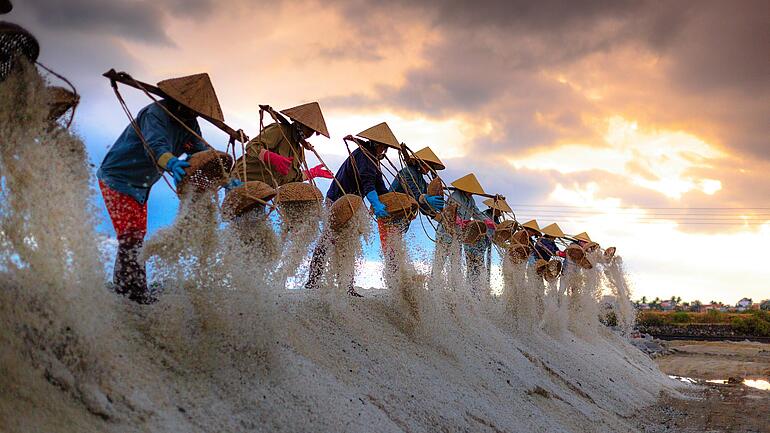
top-left (103, 69), bottom-right (248, 143)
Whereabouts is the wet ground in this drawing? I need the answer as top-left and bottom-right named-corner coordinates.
top-left (636, 340), bottom-right (770, 433)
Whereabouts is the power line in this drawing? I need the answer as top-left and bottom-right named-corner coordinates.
top-left (509, 204), bottom-right (770, 210)
top-left (508, 209), bottom-right (770, 217)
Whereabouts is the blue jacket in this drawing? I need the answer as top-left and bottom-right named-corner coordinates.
top-left (390, 163), bottom-right (434, 215)
top-left (326, 140), bottom-right (389, 202)
top-left (532, 237), bottom-right (559, 261)
top-left (97, 101), bottom-right (206, 204)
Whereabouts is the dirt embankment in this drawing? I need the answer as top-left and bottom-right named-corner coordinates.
top-left (657, 340), bottom-right (770, 380)
top-left (635, 340), bottom-right (770, 433)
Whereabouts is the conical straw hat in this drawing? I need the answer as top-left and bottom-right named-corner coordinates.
top-left (409, 147), bottom-right (445, 170)
top-left (483, 197), bottom-right (512, 213)
top-left (574, 232), bottom-right (591, 242)
top-left (157, 73), bottom-right (224, 122)
top-left (280, 102), bottom-right (329, 138)
top-left (541, 223), bottom-right (565, 238)
top-left (522, 219), bottom-right (541, 233)
top-left (357, 122), bottom-right (401, 149)
top-left (451, 173), bottom-right (485, 195)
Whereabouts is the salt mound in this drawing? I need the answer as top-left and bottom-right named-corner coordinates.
top-left (0, 66), bottom-right (683, 432)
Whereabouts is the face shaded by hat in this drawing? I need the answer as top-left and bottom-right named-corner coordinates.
top-left (157, 73), bottom-right (224, 122)
top-left (483, 197), bottom-right (511, 213)
top-left (451, 173), bottom-right (485, 195)
top-left (541, 223), bottom-right (565, 239)
top-left (573, 232), bottom-right (591, 243)
top-left (522, 219), bottom-right (541, 236)
top-left (281, 102), bottom-right (329, 138)
top-left (408, 146), bottom-right (445, 172)
top-left (357, 122), bottom-right (401, 150)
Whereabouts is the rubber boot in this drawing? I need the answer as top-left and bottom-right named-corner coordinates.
top-left (114, 233), bottom-right (154, 304)
top-left (305, 230), bottom-right (330, 290)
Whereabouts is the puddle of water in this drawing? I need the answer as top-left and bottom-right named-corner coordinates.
top-left (670, 376), bottom-right (770, 391)
top-left (743, 379), bottom-right (770, 391)
top-left (668, 375), bottom-right (697, 384)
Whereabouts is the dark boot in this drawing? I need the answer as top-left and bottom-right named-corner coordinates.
top-left (305, 230), bottom-right (330, 290)
top-left (114, 233), bottom-right (154, 304)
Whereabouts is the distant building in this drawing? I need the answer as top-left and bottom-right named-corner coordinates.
top-left (638, 303), bottom-right (651, 311)
top-left (736, 298), bottom-right (753, 312)
top-left (761, 300), bottom-right (770, 311)
top-left (660, 300), bottom-right (675, 311)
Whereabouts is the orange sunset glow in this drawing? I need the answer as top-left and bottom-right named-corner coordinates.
top-left (11, 0), bottom-right (769, 303)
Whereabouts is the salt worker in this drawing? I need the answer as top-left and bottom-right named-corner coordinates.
top-left (305, 122), bottom-right (402, 296)
top-left (232, 102), bottom-right (334, 186)
top-left (379, 146), bottom-right (446, 262)
top-left (481, 196), bottom-right (511, 285)
top-left (532, 223), bottom-right (566, 265)
top-left (433, 173), bottom-right (496, 295)
top-left (520, 220), bottom-right (541, 252)
top-left (97, 73), bottom-right (224, 304)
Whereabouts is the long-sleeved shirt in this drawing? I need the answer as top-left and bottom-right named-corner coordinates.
top-left (326, 140), bottom-right (388, 202)
top-left (532, 237), bottom-right (559, 261)
top-left (97, 101), bottom-right (206, 204)
top-left (389, 163), bottom-right (434, 215)
top-left (232, 122), bottom-right (306, 186)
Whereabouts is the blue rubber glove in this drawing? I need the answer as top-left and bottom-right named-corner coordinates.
top-left (165, 156), bottom-right (190, 184)
top-left (366, 190), bottom-right (389, 218)
top-left (424, 195), bottom-right (444, 211)
top-left (224, 178), bottom-right (243, 191)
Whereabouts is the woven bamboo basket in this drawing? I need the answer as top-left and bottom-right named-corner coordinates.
top-left (508, 243), bottom-right (529, 264)
top-left (577, 257), bottom-right (593, 270)
top-left (544, 259), bottom-right (562, 282)
top-left (379, 192), bottom-right (418, 222)
top-left (462, 220), bottom-right (487, 245)
top-left (565, 243), bottom-right (585, 262)
top-left (492, 220), bottom-right (517, 247)
top-left (329, 194), bottom-right (363, 232)
top-left (0, 21), bottom-right (39, 81)
top-left (512, 229), bottom-right (531, 246)
top-left (603, 246), bottom-right (616, 261)
top-left (584, 241), bottom-right (600, 253)
top-left (426, 177), bottom-right (443, 196)
top-left (176, 150), bottom-right (233, 195)
top-left (46, 86), bottom-right (79, 122)
top-left (435, 202), bottom-right (458, 235)
top-left (221, 181), bottom-right (276, 220)
top-left (275, 182), bottom-right (323, 204)
top-left (535, 258), bottom-right (548, 276)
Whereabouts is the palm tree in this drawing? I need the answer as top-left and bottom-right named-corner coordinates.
top-left (691, 300), bottom-right (702, 312)
top-left (641, 296), bottom-right (648, 304)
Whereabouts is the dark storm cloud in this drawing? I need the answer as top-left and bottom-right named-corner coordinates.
top-left (21, 0), bottom-right (215, 44)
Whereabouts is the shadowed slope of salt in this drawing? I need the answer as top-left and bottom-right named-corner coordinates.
top-left (0, 65), bottom-right (682, 432)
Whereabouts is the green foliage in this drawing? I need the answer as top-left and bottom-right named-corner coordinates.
top-left (730, 314), bottom-right (770, 337)
top-left (700, 309), bottom-right (726, 324)
top-left (600, 311), bottom-right (618, 327)
top-left (670, 311), bottom-right (691, 323)
top-left (637, 312), bottom-right (665, 326)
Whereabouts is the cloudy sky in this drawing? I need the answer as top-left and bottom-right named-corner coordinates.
top-left (8, 0), bottom-right (769, 303)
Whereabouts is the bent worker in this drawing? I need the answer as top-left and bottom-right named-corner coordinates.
top-left (433, 173), bottom-right (495, 296)
top-left (380, 146), bottom-right (446, 269)
top-left (231, 102), bottom-right (334, 186)
top-left (481, 197), bottom-right (511, 286)
top-left (97, 73), bottom-right (222, 304)
top-left (305, 122), bottom-right (402, 296)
